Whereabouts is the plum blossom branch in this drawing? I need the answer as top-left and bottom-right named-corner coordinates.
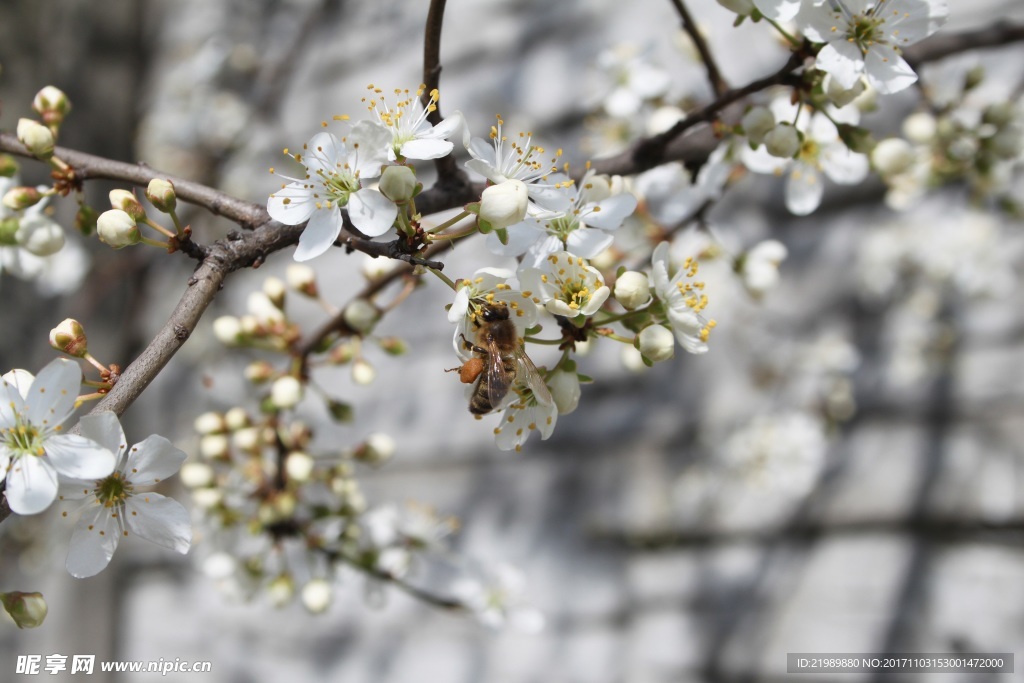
top-left (668, 0), bottom-right (728, 97)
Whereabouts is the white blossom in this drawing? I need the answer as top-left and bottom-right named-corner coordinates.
top-left (268, 125), bottom-right (396, 261)
top-left (519, 251), bottom-right (610, 319)
top-left (0, 360), bottom-right (115, 515)
top-left (362, 85), bottom-right (463, 162)
top-left (62, 411), bottom-right (190, 578)
top-left (650, 241), bottom-right (716, 354)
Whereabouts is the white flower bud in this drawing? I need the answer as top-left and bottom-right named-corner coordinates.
top-left (638, 325), bottom-right (675, 363)
top-left (479, 179), bottom-right (528, 230)
top-left (247, 291), bottom-right (285, 323)
top-left (378, 165), bottom-right (417, 202)
top-left (764, 124), bottom-right (800, 159)
top-left (352, 358), bottom-right (376, 385)
top-left (614, 271), bottom-right (651, 310)
top-left (362, 253), bottom-right (398, 280)
top-left (301, 579), bottom-right (333, 614)
top-left (244, 361), bottom-right (275, 383)
top-left (286, 263), bottom-right (318, 297)
top-left (145, 178), bottom-right (176, 213)
top-left (285, 451), bottom-right (315, 482)
top-left (270, 375), bottom-right (303, 409)
top-left (2, 185), bottom-right (43, 211)
top-left (179, 461), bottom-right (215, 488)
top-left (97, 209), bottom-right (141, 248)
top-left (32, 86), bottom-right (71, 126)
top-left (212, 316), bottom-right (242, 345)
top-left (871, 138), bottom-right (915, 176)
top-left (1, 591), bottom-right (48, 629)
top-left (194, 411), bottom-right (225, 435)
top-left (108, 189), bottom-right (146, 220)
top-left (224, 407), bottom-right (250, 431)
top-left (356, 433), bottom-right (395, 464)
top-left (199, 433), bottom-right (230, 459)
top-left (741, 106), bottom-right (775, 146)
top-left (547, 369), bottom-right (581, 415)
top-left (343, 298), bottom-right (380, 335)
top-left (232, 426), bottom-right (261, 452)
top-left (740, 239), bottom-right (788, 297)
top-left (620, 343), bottom-right (647, 372)
top-left (267, 574), bottom-right (295, 607)
top-left (192, 487), bottom-right (224, 509)
top-left (16, 119), bottom-right (54, 160)
top-left (49, 318), bottom-right (87, 357)
top-left (902, 112), bottom-right (937, 144)
top-left (17, 214), bottom-right (64, 256)
top-left (262, 277), bottom-right (286, 309)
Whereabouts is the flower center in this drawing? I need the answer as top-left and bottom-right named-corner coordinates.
top-left (95, 471), bottom-right (133, 507)
top-left (364, 84), bottom-right (439, 159)
top-left (3, 420), bottom-right (45, 457)
top-left (847, 14), bottom-right (885, 55)
top-left (315, 166), bottom-right (360, 208)
top-left (489, 116), bottom-right (562, 183)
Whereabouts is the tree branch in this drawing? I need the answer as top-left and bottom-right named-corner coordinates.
top-left (421, 0), bottom-right (469, 190)
top-left (669, 0), bottom-right (728, 97)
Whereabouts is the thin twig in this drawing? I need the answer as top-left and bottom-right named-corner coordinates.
top-left (669, 0), bottom-right (728, 97)
top-left (421, 0), bottom-right (467, 188)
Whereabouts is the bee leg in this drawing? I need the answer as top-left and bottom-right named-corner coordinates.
top-left (459, 333), bottom-right (487, 356)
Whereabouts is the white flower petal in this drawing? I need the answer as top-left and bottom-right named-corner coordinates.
top-left (66, 503), bottom-right (120, 578)
top-left (268, 181), bottom-right (319, 226)
top-left (448, 286), bottom-right (471, 323)
top-left (864, 50), bottom-right (918, 95)
top-left (78, 412), bottom-right (127, 458)
top-left (45, 434), bottom-right (117, 479)
top-left (1, 369), bottom-right (35, 401)
top-left (582, 193), bottom-right (637, 230)
top-left (822, 144), bottom-right (869, 185)
top-left (125, 492), bottom-right (191, 554)
top-left (486, 219), bottom-right (545, 257)
top-left (399, 138), bottom-right (454, 160)
top-left (26, 358), bottom-right (81, 431)
top-left (6, 455), bottom-right (59, 514)
top-left (124, 435), bottom-right (186, 486)
top-left (815, 41), bottom-right (864, 91)
top-left (293, 207), bottom-right (342, 262)
top-left (348, 121), bottom-right (391, 177)
top-left (348, 189), bottom-right (397, 238)
top-left (786, 162), bottom-right (825, 216)
top-left (566, 228), bottom-right (614, 259)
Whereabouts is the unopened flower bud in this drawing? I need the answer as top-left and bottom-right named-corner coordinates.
top-left (145, 178), bottom-right (176, 213)
top-left (355, 433), bottom-right (395, 464)
top-left (286, 263), bottom-right (318, 297)
top-left (179, 461), bottom-right (215, 488)
top-left (191, 487), bottom-right (223, 509)
top-left (199, 434), bottom-right (230, 459)
top-left (262, 277), bottom-right (286, 310)
top-left (378, 165), bottom-right (417, 202)
top-left (2, 185), bottom-right (43, 211)
top-left (872, 138), bottom-right (915, 176)
top-left (764, 124), bottom-right (800, 159)
top-left (97, 209), bottom-right (141, 249)
top-left (32, 86), bottom-right (71, 127)
top-left (0, 154), bottom-right (18, 178)
top-left (343, 298), bottom-right (380, 335)
top-left (49, 318), bottom-right (87, 357)
top-left (212, 316), bottom-right (242, 345)
top-left (378, 337), bottom-right (407, 356)
top-left (270, 375), bottom-right (303, 409)
top-left (244, 360), bottom-right (276, 383)
top-left (267, 573), bottom-right (295, 607)
top-left (1, 591), bottom-right (48, 629)
top-left (638, 325), bottom-right (675, 363)
top-left (352, 358), bottom-right (376, 385)
top-left (224, 407), bottom-right (250, 431)
top-left (247, 291), bottom-right (284, 323)
top-left (739, 240), bottom-right (788, 297)
top-left (478, 179), bottom-right (528, 230)
top-left (16, 119), bottom-right (54, 160)
top-left (285, 451), bottom-right (315, 482)
top-left (301, 579), bottom-right (333, 614)
top-left (547, 369), bottom-right (581, 415)
top-left (17, 214), bottom-right (64, 256)
top-left (108, 189), bottom-right (146, 220)
top-left (362, 253), bottom-right (399, 280)
top-left (902, 112), bottom-right (937, 144)
top-left (824, 74), bottom-right (866, 108)
top-left (194, 411), bottom-right (226, 435)
top-left (741, 106), bottom-right (775, 146)
top-left (614, 271), bottom-right (651, 310)
top-left (232, 426), bottom-right (261, 452)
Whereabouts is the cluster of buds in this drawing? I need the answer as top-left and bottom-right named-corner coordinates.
top-left (97, 179), bottom-right (181, 249)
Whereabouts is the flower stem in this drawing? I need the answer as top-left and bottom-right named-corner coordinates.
top-left (425, 210), bottom-right (471, 234)
top-left (764, 16), bottom-right (800, 47)
top-left (428, 267), bottom-right (458, 291)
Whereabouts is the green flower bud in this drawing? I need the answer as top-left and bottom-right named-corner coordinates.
top-left (16, 119), bottom-right (54, 160)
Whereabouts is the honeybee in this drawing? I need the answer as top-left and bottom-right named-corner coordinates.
top-left (455, 303), bottom-right (553, 415)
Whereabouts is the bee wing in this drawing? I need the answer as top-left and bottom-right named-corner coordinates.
top-left (486, 338), bottom-right (512, 410)
top-left (513, 346), bottom-right (553, 407)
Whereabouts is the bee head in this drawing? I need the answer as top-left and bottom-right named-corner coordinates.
top-left (480, 304), bottom-right (510, 323)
